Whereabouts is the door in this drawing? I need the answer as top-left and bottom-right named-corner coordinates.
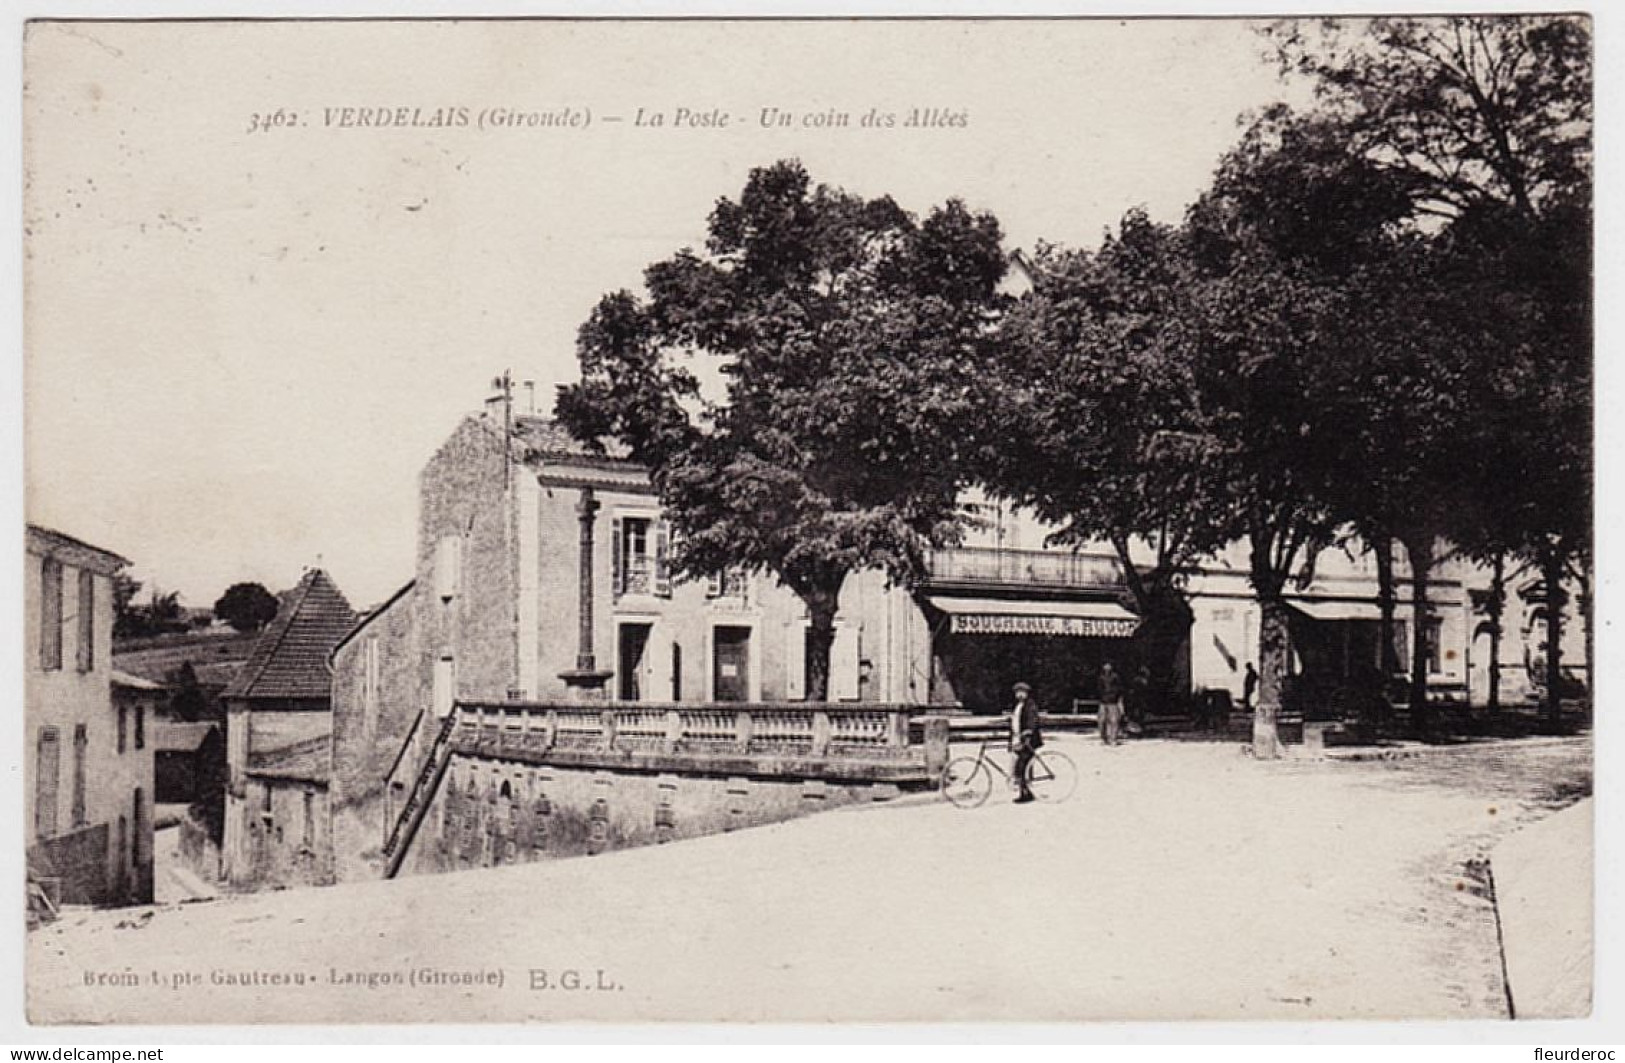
top-left (618, 623), bottom-right (651, 701)
top-left (713, 626), bottom-right (751, 702)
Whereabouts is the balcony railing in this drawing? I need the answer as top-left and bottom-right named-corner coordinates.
top-left (925, 546), bottom-right (1124, 590)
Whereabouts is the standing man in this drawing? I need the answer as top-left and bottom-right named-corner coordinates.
top-left (1010, 682), bottom-right (1042, 804)
top-left (1242, 662), bottom-right (1259, 714)
top-left (1099, 662), bottom-right (1125, 747)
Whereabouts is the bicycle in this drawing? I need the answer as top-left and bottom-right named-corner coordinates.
top-left (940, 738), bottom-right (1078, 808)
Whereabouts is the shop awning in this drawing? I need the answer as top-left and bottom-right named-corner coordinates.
top-left (929, 596), bottom-right (1140, 638)
top-left (1288, 599), bottom-right (1384, 621)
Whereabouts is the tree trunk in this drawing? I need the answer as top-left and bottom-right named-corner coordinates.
top-left (1374, 532), bottom-right (1398, 675)
top-left (1541, 547), bottom-right (1566, 733)
top-left (1487, 553), bottom-right (1505, 716)
top-left (1252, 595), bottom-right (1289, 761)
top-left (802, 588), bottom-right (840, 703)
top-left (1575, 565), bottom-right (1593, 714)
top-left (1402, 535), bottom-right (1434, 740)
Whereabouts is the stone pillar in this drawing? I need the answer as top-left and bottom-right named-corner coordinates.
top-left (560, 487), bottom-right (612, 700)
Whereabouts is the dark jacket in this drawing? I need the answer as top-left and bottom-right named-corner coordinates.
top-left (1013, 697), bottom-right (1043, 748)
top-left (1099, 668), bottom-right (1124, 702)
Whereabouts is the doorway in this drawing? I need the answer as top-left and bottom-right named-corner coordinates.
top-left (618, 623), bottom-right (652, 701)
top-left (712, 626), bottom-right (752, 702)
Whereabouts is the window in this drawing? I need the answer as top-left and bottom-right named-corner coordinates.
top-left (35, 727), bottom-right (61, 839)
top-left (118, 702), bottom-right (128, 754)
top-left (1390, 618), bottom-right (1444, 675)
top-left (433, 655), bottom-right (455, 717)
top-left (72, 724), bottom-right (88, 828)
top-left (302, 791), bottom-right (315, 847)
top-left (613, 516), bottom-right (670, 597)
top-left (434, 535), bottom-right (463, 602)
top-left (76, 570), bottom-right (95, 673)
top-left (39, 557), bottom-right (63, 671)
top-left (135, 704), bottom-right (146, 750)
top-left (707, 568), bottom-right (749, 601)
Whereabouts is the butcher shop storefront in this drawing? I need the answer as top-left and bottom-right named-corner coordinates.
top-left (925, 595), bottom-right (1141, 715)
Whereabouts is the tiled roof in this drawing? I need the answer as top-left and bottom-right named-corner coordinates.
top-left (512, 415), bottom-right (632, 462)
top-left (222, 569), bottom-right (355, 702)
top-left (246, 734), bottom-right (330, 784)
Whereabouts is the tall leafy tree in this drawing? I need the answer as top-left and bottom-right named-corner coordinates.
top-left (557, 160), bottom-right (1008, 699)
top-left (991, 211), bottom-right (1233, 695)
top-left (1175, 111), bottom-right (1413, 758)
top-left (1266, 15), bottom-right (1592, 727)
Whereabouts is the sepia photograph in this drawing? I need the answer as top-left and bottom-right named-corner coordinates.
top-left (15, 10), bottom-right (1602, 1032)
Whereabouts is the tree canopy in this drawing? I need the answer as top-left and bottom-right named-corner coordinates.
top-left (213, 581), bottom-right (280, 633)
top-left (558, 159), bottom-right (1008, 699)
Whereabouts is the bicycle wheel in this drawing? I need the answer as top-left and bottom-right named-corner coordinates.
top-left (1026, 750), bottom-right (1078, 803)
top-left (940, 756), bottom-right (992, 809)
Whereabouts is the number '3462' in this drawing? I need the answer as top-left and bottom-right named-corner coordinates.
top-left (247, 110), bottom-right (300, 133)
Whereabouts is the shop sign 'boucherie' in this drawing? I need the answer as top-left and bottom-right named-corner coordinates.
top-left (950, 613), bottom-right (1138, 638)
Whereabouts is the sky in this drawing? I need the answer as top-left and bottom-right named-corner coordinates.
top-left (24, 17), bottom-right (1325, 609)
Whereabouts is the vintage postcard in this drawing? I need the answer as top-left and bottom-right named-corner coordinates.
top-left (19, 14), bottom-right (1598, 1028)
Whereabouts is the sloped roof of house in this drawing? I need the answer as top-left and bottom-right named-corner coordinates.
top-left (26, 524), bottom-right (129, 575)
top-left (513, 415), bottom-right (632, 462)
top-left (246, 733), bottom-right (330, 784)
top-left (152, 721), bottom-right (220, 753)
top-left (222, 569), bottom-right (355, 702)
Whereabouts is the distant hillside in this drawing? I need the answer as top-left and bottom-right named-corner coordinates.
top-left (113, 629), bottom-right (262, 690)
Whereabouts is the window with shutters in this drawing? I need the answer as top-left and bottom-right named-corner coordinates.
top-left (76, 569), bottom-right (95, 673)
top-left (40, 557), bottom-right (63, 671)
top-left (613, 515), bottom-right (669, 598)
top-left (35, 727), bottom-right (61, 839)
top-left (72, 724), bottom-right (88, 827)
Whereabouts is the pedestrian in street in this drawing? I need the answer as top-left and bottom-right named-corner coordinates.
top-left (1099, 661), bottom-right (1125, 747)
top-left (1242, 662), bottom-right (1258, 714)
top-left (1010, 682), bottom-right (1043, 804)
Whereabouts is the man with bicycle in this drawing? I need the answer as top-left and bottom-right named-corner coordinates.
top-left (1010, 682), bottom-right (1043, 804)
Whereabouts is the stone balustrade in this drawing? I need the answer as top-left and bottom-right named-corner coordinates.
top-left (453, 700), bottom-right (945, 785)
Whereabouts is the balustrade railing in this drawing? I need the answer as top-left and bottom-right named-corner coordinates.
top-left (452, 700), bottom-right (923, 762)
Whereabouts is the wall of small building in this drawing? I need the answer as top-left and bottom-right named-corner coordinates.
top-left (419, 414), bottom-right (518, 704)
top-left (231, 775), bottom-right (333, 890)
top-left (223, 703), bottom-right (330, 887)
top-left (330, 585), bottom-right (426, 883)
top-left (25, 545), bottom-right (153, 906)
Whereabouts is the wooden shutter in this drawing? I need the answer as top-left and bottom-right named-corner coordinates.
top-left (832, 623), bottom-right (861, 701)
top-left (72, 724), bottom-right (88, 827)
top-left (611, 517), bottom-right (623, 597)
top-left (77, 569), bottom-right (95, 673)
top-left (40, 557), bottom-right (63, 671)
top-left (35, 727), bottom-right (61, 839)
top-left (654, 523), bottom-right (671, 597)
